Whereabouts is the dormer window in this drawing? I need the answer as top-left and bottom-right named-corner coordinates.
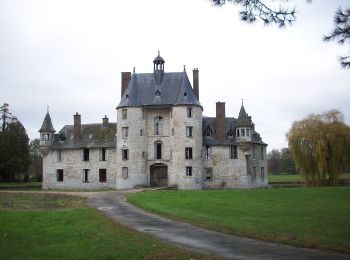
top-left (227, 129), bottom-right (234, 138)
top-left (246, 129), bottom-right (250, 137)
top-left (205, 127), bottom-right (212, 137)
top-left (236, 129), bottom-right (240, 137)
top-left (241, 129), bottom-right (245, 136)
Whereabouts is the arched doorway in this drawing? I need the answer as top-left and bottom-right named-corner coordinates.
top-left (150, 163), bottom-right (168, 187)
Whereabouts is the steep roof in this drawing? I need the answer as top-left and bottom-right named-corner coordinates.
top-left (117, 72), bottom-right (201, 108)
top-left (39, 112), bottom-right (55, 133)
top-left (202, 117), bottom-right (266, 146)
top-left (51, 123), bottom-right (116, 149)
top-left (236, 104), bottom-right (253, 127)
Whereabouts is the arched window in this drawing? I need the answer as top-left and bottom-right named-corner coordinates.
top-left (227, 129), bottom-right (234, 138)
top-left (205, 127), bottom-right (212, 137)
top-left (154, 116), bottom-right (163, 135)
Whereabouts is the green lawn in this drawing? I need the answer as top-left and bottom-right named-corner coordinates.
top-left (127, 187), bottom-right (350, 253)
top-left (0, 192), bottom-right (213, 259)
top-left (0, 181), bottom-right (42, 187)
top-left (268, 173), bottom-right (350, 183)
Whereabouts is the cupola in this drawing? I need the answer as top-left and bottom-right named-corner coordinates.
top-left (235, 100), bottom-right (253, 142)
top-left (153, 51), bottom-right (165, 85)
top-left (39, 109), bottom-right (56, 154)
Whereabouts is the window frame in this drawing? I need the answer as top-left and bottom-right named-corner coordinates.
top-left (57, 169), bottom-right (64, 182)
top-left (186, 166), bottom-right (193, 177)
top-left (122, 149), bottom-right (129, 160)
top-left (185, 147), bottom-right (193, 160)
top-left (100, 148), bottom-right (106, 161)
top-left (122, 109), bottom-right (127, 119)
top-left (83, 148), bottom-right (90, 161)
top-left (186, 126), bottom-right (193, 137)
top-left (122, 127), bottom-right (129, 139)
top-left (83, 169), bottom-right (89, 183)
top-left (205, 145), bottom-right (211, 159)
top-left (99, 168), bottom-right (107, 183)
top-left (154, 116), bottom-right (163, 135)
top-left (187, 107), bottom-right (192, 118)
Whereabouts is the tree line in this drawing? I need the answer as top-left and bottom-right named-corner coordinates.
top-left (0, 103), bottom-right (42, 182)
top-left (267, 148), bottom-right (297, 175)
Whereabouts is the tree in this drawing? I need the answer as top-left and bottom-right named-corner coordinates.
top-left (267, 149), bottom-right (281, 174)
top-left (0, 103), bottom-right (17, 133)
top-left (209, 1), bottom-right (350, 69)
top-left (28, 139), bottom-right (43, 181)
top-left (324, 8), bottom-right (350, 69)
top-left (287, 110), bottom-right (350, 186)
top-left (0, 121), bottom-right (31, 181)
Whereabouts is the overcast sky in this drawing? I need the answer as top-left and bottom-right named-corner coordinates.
top-left (1, 0), bottom-right (349, 151)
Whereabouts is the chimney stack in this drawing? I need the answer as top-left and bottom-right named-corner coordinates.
top-left (121, 72), bottom-right (131, 97)
top-left (102, 115), bottom-right (109, 127)
top-left (193, 68), bottom-right (199, 101)
top-left (216, 102), bottom-right (225, 143)
top-left (73, 112), bottom-right (81, 142)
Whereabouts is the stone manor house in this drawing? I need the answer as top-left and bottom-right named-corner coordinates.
top-left (39, 53), bottom-right (268, 190)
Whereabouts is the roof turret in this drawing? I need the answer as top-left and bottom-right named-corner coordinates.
top-left (39, 112), bottom-right (55, 133)
top-left (236, 100), bottom-right (253, 127)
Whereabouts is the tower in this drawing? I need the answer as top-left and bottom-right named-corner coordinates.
top-left (38, 110), bottom-right (55, 155)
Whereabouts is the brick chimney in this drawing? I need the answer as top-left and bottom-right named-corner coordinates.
top-left (102, 115), bottom-right (109, 127)
top-left (193, 68), bottom-right (199, 101)
top-left (216, 102), bottom-right (225, 143)
top-left (73, 112), bottom-right (81, 142)
top-left (121, 72), bottom-right (131, 97)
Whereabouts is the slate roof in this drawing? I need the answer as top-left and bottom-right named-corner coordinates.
top-left (39, 112), bottom-right (55, 133)
top-left (236, 104), bottom-right (253, 127)
top-left (117, 72), bottom-right (201, 108)
top-left (51, 123), bottom-right (116, 149)
top-left (202, 117), bottom-right (266, 146)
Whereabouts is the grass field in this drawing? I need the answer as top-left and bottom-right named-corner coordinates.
top-left (0, 192), bottom-right (212, 259)
top-left (0, 182), bottom-right (42, 188)
top-left (127, 187), bottom-right (350, 253)
top-left (268, 173), bottom-right (350, 183)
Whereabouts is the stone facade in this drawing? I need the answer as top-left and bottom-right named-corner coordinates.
top-left (39, 53), bottom-right (268, 190)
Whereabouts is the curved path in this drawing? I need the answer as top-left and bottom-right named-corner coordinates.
top-left (88, 191), bottom-right (349, 259)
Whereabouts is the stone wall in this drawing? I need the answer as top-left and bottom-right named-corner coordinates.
top-left (42, 147), bottom-right (117, 189)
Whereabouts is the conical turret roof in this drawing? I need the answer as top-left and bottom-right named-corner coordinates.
top-left (39, 112), bottom-right (55, 133)
top-left (236, 102), bottom-right (252, 127)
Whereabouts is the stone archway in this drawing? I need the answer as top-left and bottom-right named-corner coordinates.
top-left (150, 163), bottom-right (168, 187)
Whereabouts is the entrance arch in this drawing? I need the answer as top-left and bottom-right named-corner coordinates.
top-left (150, 163), bottom-right (168, 187)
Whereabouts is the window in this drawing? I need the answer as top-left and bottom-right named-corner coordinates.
top-left (204, 168), bottom-right (213, 180)
top-left (251, 167), bottom-right (256, 180)
top-left (246, 129), bottom-right (250, 137)
top-left (187, 107), bottom-right (192, 118)
top-left (252, 145), bottom-right (256, 159)
top-left (140, 129), bottom-right (143, 136)
top-left (122, 127), bottom-right (129, 138)
top-left (57, 169), bottom-right (63, 182)
top-left (205, 146), bottom-right (211, 159)
top-left (57, 150), bottom-right (62, 162)
top-left (227, 129), bottom-right (234, 138)
top-left (122, 149), bottom-right (129, 160)
top-left (83, 148), bottom-right (89, 161)
top-left (171, 128), bottom-right (174, 136)
top-left (83, 169), bottom-right (89, 183)
top-left (122, 109), bottom-right (127, 119)
top-left (100, 148), bottom-right (106, 161)
top-left (99, 169), bottom-right (107, 182)
top-left (185, 147), bottom-right (193, 159)
top-left (236, 129), bottom-right (240, 137)
top-left (241, 128), bottom-right (245, 136)
top-left (186, 126), bottom-right (193, 137)
top-left (230, 146), bottom-right (238, 159)
top-left (205, 127), bottom-right (212, 137)
top-left (260, 146), bottom-right (264, 160)
top-left (154, 116), bottom-right (163, 135)
top-left (155, 141), bottom-right (162, 159)
top-left (261, 167), bottom-right (265, 179)
top-left (122, 167), bottom-right (128, 179)
top-left (186, 166), bottom-right (192, 177)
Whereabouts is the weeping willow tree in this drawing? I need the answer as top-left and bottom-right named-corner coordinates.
top-left (287, 110), bottom-right (350, 186)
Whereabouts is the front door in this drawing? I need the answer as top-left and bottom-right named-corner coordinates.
top-left (150, 164), bottom-right (168, 187)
